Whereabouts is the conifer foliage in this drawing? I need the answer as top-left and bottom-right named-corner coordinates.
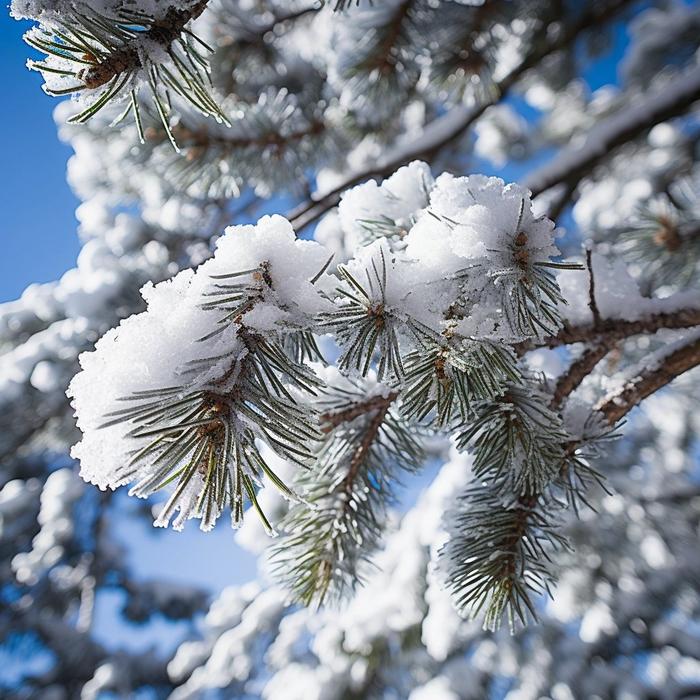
top-left (3, 0), bottom-right (700, 695)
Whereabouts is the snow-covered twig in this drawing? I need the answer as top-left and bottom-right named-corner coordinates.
top-left (517, 306), bottom-right (700, 353)
top-left (595, 333), bottom-right (700, 424)
top-left (525, 64), bottom-right (700, 197)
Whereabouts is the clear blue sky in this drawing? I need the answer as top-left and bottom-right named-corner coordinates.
top-left (0, 13), bottom-right (81, 304)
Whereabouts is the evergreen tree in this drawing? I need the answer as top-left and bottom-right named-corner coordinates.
top-left (2, 0), bottom-right (700, 696)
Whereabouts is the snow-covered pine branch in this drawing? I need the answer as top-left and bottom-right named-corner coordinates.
top-left (64, 161), bottom-right (700, 628)
top-left (271, 374), bottom-right (423, 606)
top-left (69, 216), bottom-right (334, 532)
top-left (12, 0), bottom-right (224, 145)
top-left (5, 0), bottom-right (700, 692)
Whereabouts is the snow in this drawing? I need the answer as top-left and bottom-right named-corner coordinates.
top-left (406, 172), bottom-right (559, 269)
top-left (409, 677), bottom-right (460, 700)
top-left (557, 252), bottom-right (700, 327)
top-left (578, 601), bottom-right (617, 643)
top-left (68, 216), bottom-right (332, 532)
top-left (11, 468), bottom-right (83, 585)
top-left (474, 104), bottom-right (528, 166)
top-left (337, 161), bottom-right (434, 250)
top-left (29, 360), bottom-right (62, 392)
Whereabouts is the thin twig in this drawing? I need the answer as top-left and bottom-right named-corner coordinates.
top-left (343, 399), bottom-right (394, 490)
top-left (550, 343), bottom-right (609, 409)
top-left (320, 392), bottom-right (398, 432)
top-left (585, 248), bottom-right (602, 327)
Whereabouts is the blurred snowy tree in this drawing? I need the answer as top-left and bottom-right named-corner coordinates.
top-left (2, 0), bottom-right (700, 696)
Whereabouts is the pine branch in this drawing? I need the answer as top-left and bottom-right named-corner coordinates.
top-left (359, 0), bottom-right (415, 76)
top-left (401, 339), bottom-right (520, 426)
top-left (320, 391), bottom-right (398, 431)
top-left (430, 204), bottom-right (581, 340)
top-left (340, 393), bottom-right (395, 488)
top-left (78, 1), bottom-right (211, 90)
top-left (68, 222), bottom-right (334, 533)
top-left (320, 247), bottom-right (410, 380)
top-left (446, 332), bottom-right (700, 631)
top-left (585, 248), bottom-right (602, 327)
top-left (524, 63), bottom-right (700, 198)
top-left (456, 384), bottom-right (569, 498)
top-left (287, 0), bottom-right (635, 231)
top-left (441, 485), bottom-right (567, 632)
top-left (24, 0), bottom-right (225, 146)
top-left (254, 6), bottom-right (320, 38)
top-left (516, 306), bottom-right (700, 354)
top-left (272, 384), bottom-right (422, 605)
top-left (151, 91), bottom-right (332, 198)
top-left (550, 343), bottom-right (609, 409)
top-left (171, 118), bottom-right (326, 152)
top-left (426, 0), bottom-right (503, 102)
top-left (616, 193), bottom-right (700, 288)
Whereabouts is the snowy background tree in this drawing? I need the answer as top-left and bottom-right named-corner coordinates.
top-left (2, 0), bottom-right (700, 697)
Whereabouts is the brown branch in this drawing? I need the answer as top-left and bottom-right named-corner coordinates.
top-left (516, 306), bottom-right (700, 354)
top-left (517, 306), bottom-right (699, 409)
top-left (78, 0), bottom-right (210, 89)
top-left (343, 398), bottom-right (394, 492)
top-left (585, 248), bottom-right (601, 327)
top-left (551, 343), bottom-right (610, 409)
top-left (319, 391), bottom-right (397, 595)
top-left (545, 302), bottom-right (700, 410)
top-left (287, 0), bottom-right (635, 231)
top-left (320, 391), bottom-right (398, 433)
top-left (170, 119), bottom-right (326, 155)
top-left (595, 335), bottom-right (700, 425)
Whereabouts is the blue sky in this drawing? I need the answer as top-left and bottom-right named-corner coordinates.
top-left (0, 14), bottom-right (80, 304)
